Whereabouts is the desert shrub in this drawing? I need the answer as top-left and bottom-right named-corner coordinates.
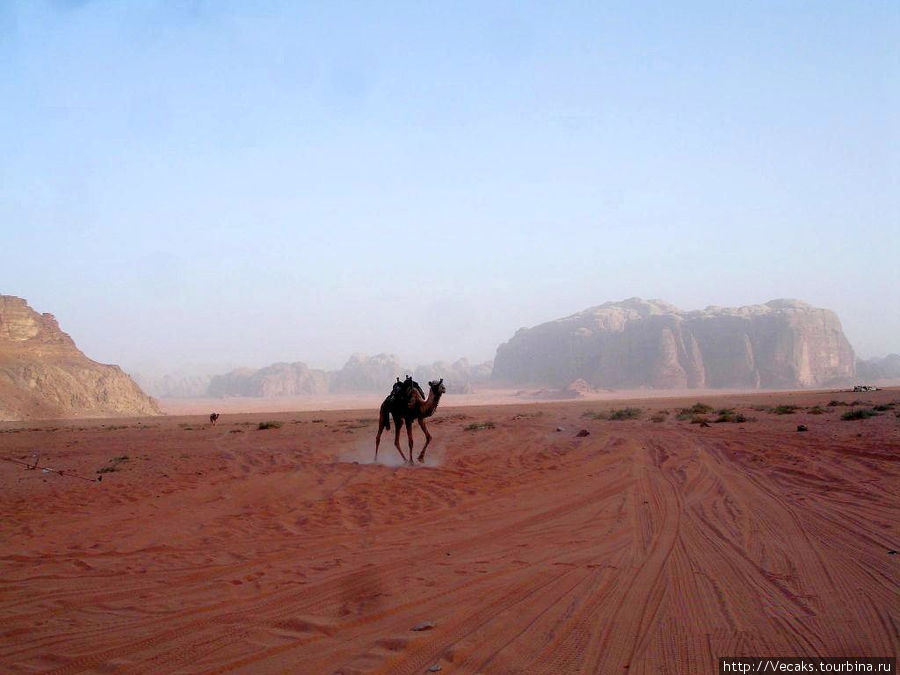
top-left (581, 411), bottom-right (607, 420)
top-left (258, 421), bottom-right (283, 430)
top-left (608, 407), bottom-right (642, 420)
top-left (464, 422), bottom-right (495, 431)
top-left (677, 403), bottom-right (713, 420)
top-left (827, 400), bottom-right (848, 407)
top-left (873, 404), bottom-right (893, 412)
top-left (714, 409), bottom-right (749, 423)
top-left (650, 412), bottom-right (668, 423)
top-left (97, 456), bottom-right (128, 474)
top-left (841, 409), bottom-right (879, 421)
top-left (807, 406), bottom-right (826, 415)
top-left (772, 405), bottom-right (799, 415)
top-left (690, 415), bottom-right (711, 425)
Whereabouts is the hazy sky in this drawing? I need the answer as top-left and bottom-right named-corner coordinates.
top-left (1, 1), bottom-right (898, 374)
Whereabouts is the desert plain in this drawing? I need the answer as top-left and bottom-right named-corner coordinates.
top-left (1, 388), bottom-right (898, 674)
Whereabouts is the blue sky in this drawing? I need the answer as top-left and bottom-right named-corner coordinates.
top-left (1, 1), bottom-right (897, 374)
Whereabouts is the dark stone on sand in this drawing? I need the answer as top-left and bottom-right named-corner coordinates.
top-left (427, 666), bottom-right (442, 672)
top-left (797, 425), bottom-right (808, 432)
top-left (411, 621), bottom-right (435, 631)
top-left (576, 429), bottom-right (590, 437)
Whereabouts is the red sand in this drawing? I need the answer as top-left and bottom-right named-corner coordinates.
top-left (1, 388), bottom-right (898, 673)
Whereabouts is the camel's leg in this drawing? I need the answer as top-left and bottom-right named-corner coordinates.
top-left (416, 418), bottom-right (432, 463)
top-left (375, 405), bottom-right (389, 461)
top-left (393, 416), bottom-right (408, 463)
top-left (405, 419), bottom-right (415, 465)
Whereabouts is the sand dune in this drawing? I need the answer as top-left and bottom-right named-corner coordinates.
top-left (1, 389), bottom-right (898, 673)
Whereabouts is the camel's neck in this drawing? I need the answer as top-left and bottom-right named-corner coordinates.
top-left (423, 389), bottom-right (442, 416)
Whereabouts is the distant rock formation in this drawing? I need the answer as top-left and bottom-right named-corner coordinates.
top-left (414, 358), bottom-right (492, 394)
top-left (193, 354), bottom-right (494, 399)
top-left (330, 353), bottom-right (407, 393)
top-left (492, 298), bottom-right (856, 390)
top-left (132, 372), bottom-right (212, 399)
top-left (856, 354), bottom-right (900, 381)
top-left (0, 296), bottom-right (160, 421)
top-left (207, 362), bottom-right (329, 397)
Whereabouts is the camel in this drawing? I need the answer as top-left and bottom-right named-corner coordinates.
top-left (209, 412), bottom-right (219, 425)
top-left (375, 378), bottom-right (446, 465)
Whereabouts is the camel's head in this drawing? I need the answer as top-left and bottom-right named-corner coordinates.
top-left (429, 378), bottom-right (446, 395)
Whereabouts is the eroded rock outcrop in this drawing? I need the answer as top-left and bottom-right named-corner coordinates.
top-left (492, 298), bottom-right (856, 389)
top-left (0, 296), bottom-right (160, 421)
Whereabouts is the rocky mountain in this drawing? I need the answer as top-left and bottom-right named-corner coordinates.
top-left (132, 372), bottom-right (212, 399)
top-left (189, 354), bottom-right (495, 398)
top-left (0, 296), bottom-right (160, 421)
top-left (330, 353), bottom-right (408, 393)
top-left (414, 358), bottom-right (493, 394)
top-left (492, 298), bottom-right (856, 390)
top-left (196, 353), bottom-right (412, 398)
top-left (207, 362), bottom-right (329, 397)
top-left (856, 354), bottom-right (900, 382)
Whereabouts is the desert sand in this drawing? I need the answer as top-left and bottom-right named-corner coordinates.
top-left (1, 388), bottom-right (898, 673)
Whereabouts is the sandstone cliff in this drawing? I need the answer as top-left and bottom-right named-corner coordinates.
top-left (0, 296), bottom-right (161, 421)
top-left (492, 298), bottom-right (856, 390)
